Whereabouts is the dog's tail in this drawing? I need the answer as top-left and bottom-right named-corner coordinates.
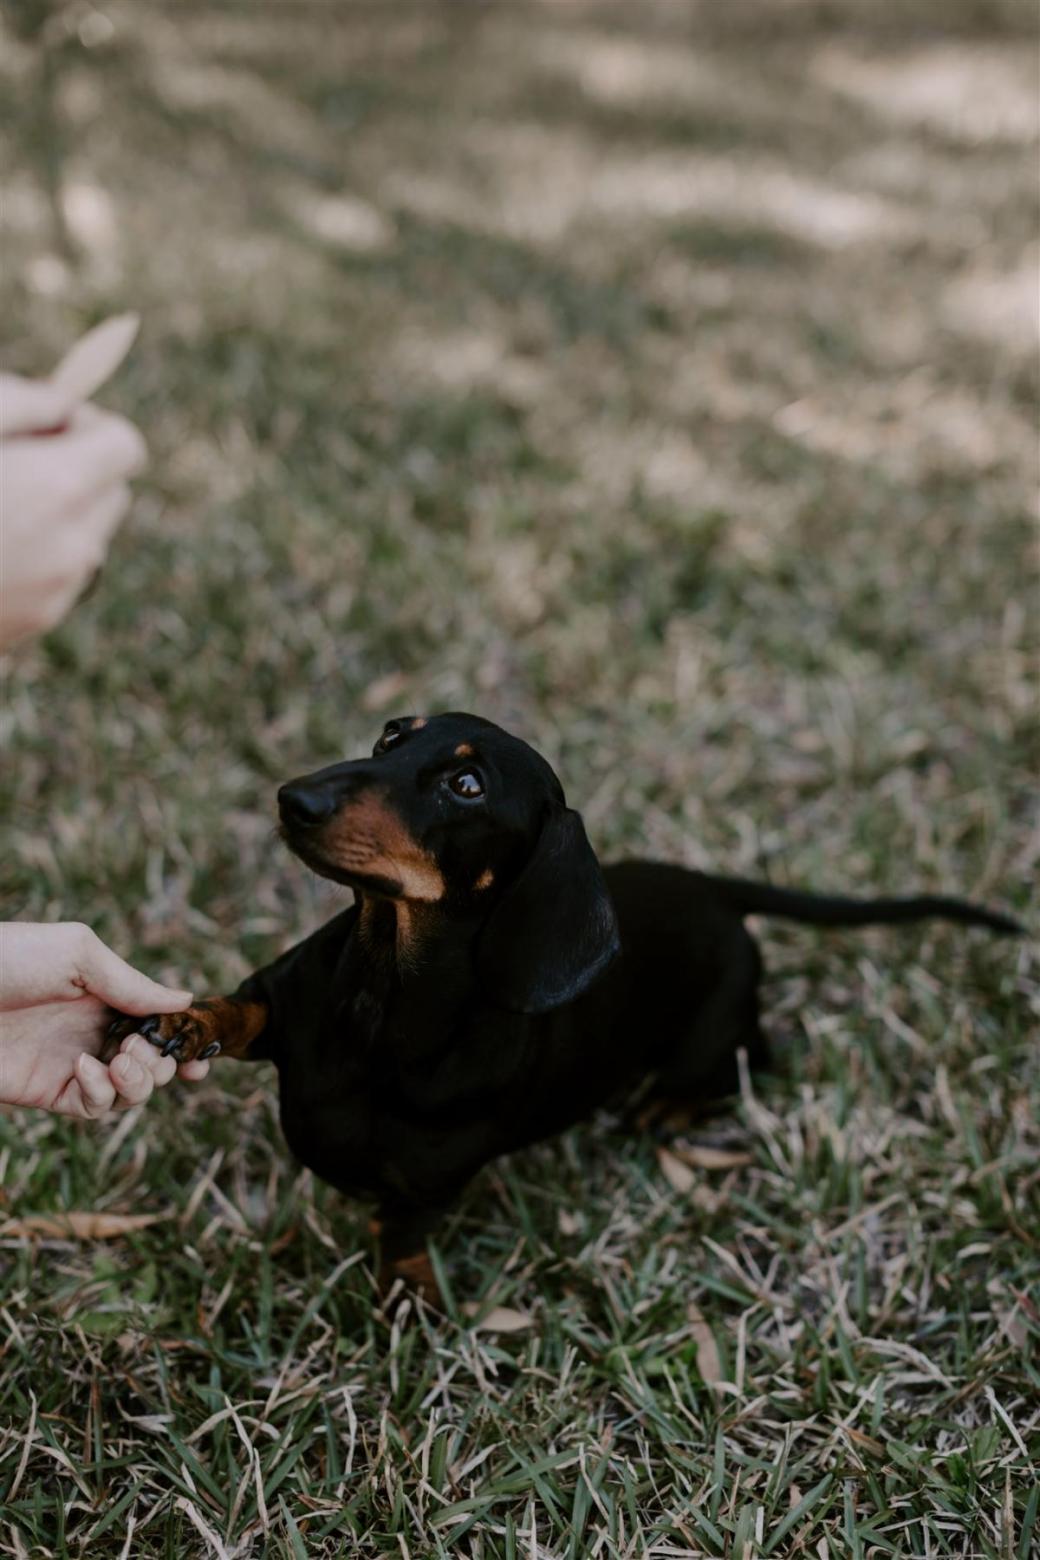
top-left (706, 877), bottom-right (1023, 936)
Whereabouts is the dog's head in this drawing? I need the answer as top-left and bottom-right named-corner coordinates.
top-left (277, 712), bottom-right (620, 1012)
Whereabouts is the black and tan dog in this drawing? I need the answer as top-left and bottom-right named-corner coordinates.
top-left (107, 713), bottom-right (1021, 1300)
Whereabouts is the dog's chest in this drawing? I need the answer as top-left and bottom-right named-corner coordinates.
top-left (273, 986), bottom-right (434, 1198)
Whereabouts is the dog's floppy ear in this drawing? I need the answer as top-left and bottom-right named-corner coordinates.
top-left (477, 806), bottom-right (620, 1015)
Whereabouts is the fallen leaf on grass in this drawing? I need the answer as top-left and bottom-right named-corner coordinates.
top-left (656, 1146), bottom-right (695, 1194)
top-left (845, 1427), bottom-right (886, 1458)
top-left (1, 1212), bottom-right (167, 1240)
top-left (670, 1144), bottom-right (752, 1171)
top-left (687, 1303), bottom-right (724, 1386)
top-left (462, 1304), bottom-right (535, 1333)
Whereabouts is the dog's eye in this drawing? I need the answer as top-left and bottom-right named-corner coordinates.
top-left (448, 770), bottom-right (485, 800)
top-left (374, 722), bottom-right (403, 756)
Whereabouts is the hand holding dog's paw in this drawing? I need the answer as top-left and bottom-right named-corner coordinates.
top-left (107, 1007), bottom-right (222, 1065)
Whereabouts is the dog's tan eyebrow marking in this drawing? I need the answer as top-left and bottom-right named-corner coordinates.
top-left (474, 868), bottom-right (494, 891)
top-left (411, 717), bottom-right (427, 729)
top-left (454, 742), bottom-right (474, 757)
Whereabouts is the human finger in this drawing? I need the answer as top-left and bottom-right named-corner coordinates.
top-left (54, 406), bottom-right (147, 502)
top-left (177, 1058), bottom-right (212, 1082)
top-left (118, 1033), bottom-right (177, 1087)
top-left (64, 1052), bottom-right (118, 1119)
top-left (109, 1050), bottom-right (156, 1107)
top-left (49, 314), bottom-right (140, 403)
top-left (74, 926), bottom-right (192, 1015)
top-left (81, 479), bottom-right (131, 550)
top-left (0, 373), bottom-right (74, 437)
top-left (28, 485), bottom-right (131, 631)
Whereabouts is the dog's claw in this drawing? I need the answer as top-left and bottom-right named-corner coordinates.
top-left (199, 1042), bottom-right (221, 1060)
top-left (106, 1009), bottom-right (214, 1063)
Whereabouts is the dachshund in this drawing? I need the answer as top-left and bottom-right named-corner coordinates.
top-left (107, 713), bottom-right (1022, 1302)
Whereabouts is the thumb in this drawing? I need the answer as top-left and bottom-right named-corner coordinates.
top-left (0, 373), bottom-right (75, 438)
top-left (77, 932), bottom-right (192, 1015)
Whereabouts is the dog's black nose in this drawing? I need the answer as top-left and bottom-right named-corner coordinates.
top-left (278, 783), bottom-right (334, 828)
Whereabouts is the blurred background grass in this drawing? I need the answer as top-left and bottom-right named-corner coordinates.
top-left (1, 2), bottom-right (1037, 1556)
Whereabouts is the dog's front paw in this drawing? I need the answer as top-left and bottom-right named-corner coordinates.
top-left (105, 1008), bottom-right (222, 1064)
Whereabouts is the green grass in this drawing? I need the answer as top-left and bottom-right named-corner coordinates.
top-left (1, 2), bottom-right (1037, 1555)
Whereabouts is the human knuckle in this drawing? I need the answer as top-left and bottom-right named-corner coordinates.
top-left (66, 921), bottom-right (95, 951)
top-left (99, 413), bottom-right (146, 473)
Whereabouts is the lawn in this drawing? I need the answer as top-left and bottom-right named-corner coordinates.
top-left (1, 2), bottom-right (1037, 1556)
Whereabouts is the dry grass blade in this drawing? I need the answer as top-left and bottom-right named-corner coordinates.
top-left (670, 1143), bottom-right (753, 1170)
top-left (0, 1211), bottom-right (168, 1239)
